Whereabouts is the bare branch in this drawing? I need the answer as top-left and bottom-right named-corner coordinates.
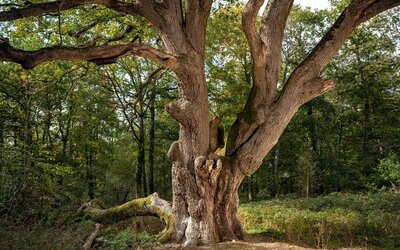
top-left (68, 22), bottom-right (97, 37)
top-left (0, 41), bottom-right (180, 71)
top-left (226, 0), bottom-right (266, 156)
top-left (81, 25), bottom-right (135, 46)
top-left (359, 0), bottom-right (400, 23)
top-left (137, 67), bottom-right (164, 98)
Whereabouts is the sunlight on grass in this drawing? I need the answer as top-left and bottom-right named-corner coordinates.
top-left (238, 192), bottom-right (400, 248)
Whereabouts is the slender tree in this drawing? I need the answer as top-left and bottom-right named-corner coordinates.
top-left (100, 60), bottom-right (163, 197)
top-left (1, 0), bottom-right (399, 245)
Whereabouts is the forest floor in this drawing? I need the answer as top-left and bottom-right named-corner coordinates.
top-left (1, 192), bottom-right (399, 249)
top-left (157, 235), bottom-right (367, 250)
top-left (158, 235), bottom-right (314, 250)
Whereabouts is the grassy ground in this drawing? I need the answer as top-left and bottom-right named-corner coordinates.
top-left (1, 192), bottom-right (399, 249)
top-left (239, 192), bottom-right (400, 249)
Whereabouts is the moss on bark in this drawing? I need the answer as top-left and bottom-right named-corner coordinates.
top-left (79, 193), bottom-right (175, 243)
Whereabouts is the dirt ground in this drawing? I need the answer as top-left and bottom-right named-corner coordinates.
top-left (156, 235), bottom-right (311, 250)
top-left (155, 235), bottom-right (367, 250)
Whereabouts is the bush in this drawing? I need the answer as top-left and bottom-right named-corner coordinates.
top-left (377, 156), bottom-right (400, 190)
top-left (102, 229), bottom-right (155, 249)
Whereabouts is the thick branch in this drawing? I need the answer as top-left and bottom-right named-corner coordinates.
top-left (0, 0), bottom-right (192, 72)
top-left (185, 0), bottom-right (213, 54)
top-left (259, 0), bottom-right (293, 101)
top-left (0, 41), bottom-right (180, 71)
top-left (79, 193), bottom-right (175, 243)
top-left (242, 0), bottom-right (264, 57)
top-left (227, 0), bottom-right (265, 156)
top-left (281, 0), bottom-right (400, 103)
top-left (0, 0), bottom-right (186, 55)
top-left (233, 79), bottom-right (336, 176)
top-left (233, 0), bottom-right (400, 173)
top-left (0, 0), bottom-right (138, 21)
top-left (228, 0), bottom-right (294, 156)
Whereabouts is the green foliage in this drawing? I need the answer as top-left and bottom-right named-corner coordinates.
top-left (240, 4), bottom-right (400, 199)
top-left (104, 228), bottom-right (135, 250)
top-left (239, 192), bottom-right (400, 248)
top-left (104, 229), bottom-right (154, 249)
top-left (376, 155), bottom-right (400, 190)
top-left (0, 218), bottom-right (162, 250)
top-left (206, 3), bottom-right (252, 129)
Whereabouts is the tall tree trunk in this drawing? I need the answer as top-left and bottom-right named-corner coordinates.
top-left (149, 87), bottom-right (156, 194)
top-left (44, 108), bottom-right (52, 147)
top-left (356, 47), bottom-right (371, 176)
top-left (23, 95), bottom-right (33, 177)
top-left (0, 119), bottom-right (3, 172)
top-left (58, 107), bottom-right (72, 167)
top-left (272, 140), bottom-right (281, 197)
top-left (306, 103), bottom-right (318, 194)
top-left (362, 101), bottom-right (370, 174)
top-left (247, 176), bottom-right (253, 201)
top-left (306, 104), bottom-right (318, 162)
top-left (87, 151), bottom-right (95, 200)
top-left (136, 112), bottom-right (147, 198)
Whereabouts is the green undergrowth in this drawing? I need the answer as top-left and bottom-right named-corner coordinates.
top-left (239, 192), bottom-right (400, 249)
top-left (97, 217), bottom-right (162, 249)
top-left (0, 216), bottom-right (163, 250)
top-left (0, 220), bottom-right (94, 250)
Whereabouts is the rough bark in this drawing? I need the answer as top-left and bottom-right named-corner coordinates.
top-left (1, 0), bottom-right (399, 246)
top-left (0, 42), bottom-right (179, 70)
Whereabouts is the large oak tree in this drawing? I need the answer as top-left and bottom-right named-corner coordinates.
top-left (1, 0), bottom-right (399, 246)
